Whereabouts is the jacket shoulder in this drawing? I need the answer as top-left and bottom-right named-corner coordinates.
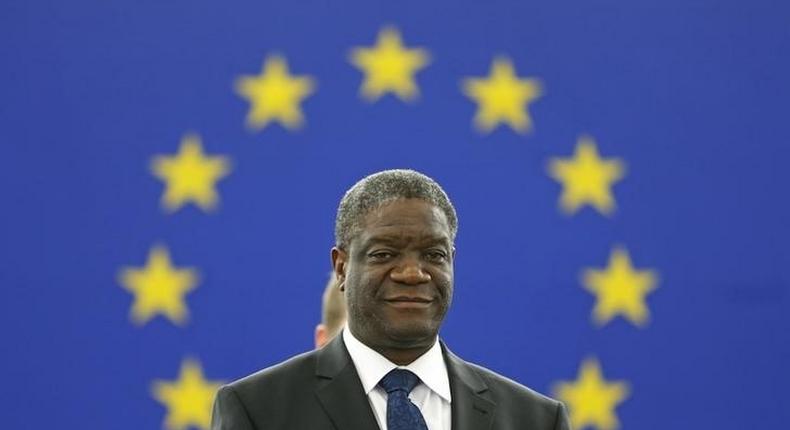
top-left (461, 360), bottom-right (569, 430)
top-left (225, 348), bottom-right (319, 399)
top-left (472, 361), bottom-right (558, 404)
top-left (213, 349), bottom-right (329, 429)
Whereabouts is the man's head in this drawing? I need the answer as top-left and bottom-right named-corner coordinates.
top-left (331, 169), bottom-right (457, 364)
top-left (334, 169), bottom-right (458, 250)
top-left (315, 272), bottom-right (347, 349)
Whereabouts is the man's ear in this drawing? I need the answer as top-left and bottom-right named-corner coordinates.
top-left (331, 247), bottom-right (347, 291)
top-left (315, 324), bottom-right (328, 349)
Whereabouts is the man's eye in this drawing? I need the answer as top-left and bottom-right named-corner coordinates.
top-left (368, 251), bottom-right (395, 260)
top-left (424, 251), bottom-right (447, 262)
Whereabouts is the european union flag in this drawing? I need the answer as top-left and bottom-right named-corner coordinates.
top-left (1, 0), bottom-right (788, 429)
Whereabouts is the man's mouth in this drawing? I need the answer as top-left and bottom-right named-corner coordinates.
top-left (383, 297), bottom-right (434, 309)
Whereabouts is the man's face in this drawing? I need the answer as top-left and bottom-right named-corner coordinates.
top-left (333, 198), bottom-right (454, 352)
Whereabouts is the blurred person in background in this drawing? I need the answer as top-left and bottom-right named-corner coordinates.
top-left (315, 272), bottom-right (347, 349)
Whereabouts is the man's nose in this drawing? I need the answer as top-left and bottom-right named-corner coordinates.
top-left (390, 258), bottom-right (431, 285)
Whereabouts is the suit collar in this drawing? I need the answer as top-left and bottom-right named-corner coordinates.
top-left (342, 327), bottom-right (452, 402)
top-left (314, 335), bottom-right (380, 430)
top-left (442, 341), bottom-right (496, 430)
top-left (315, 334), bottom-right (350, 378)
top-left (314, 336), bottom-right (497, 430)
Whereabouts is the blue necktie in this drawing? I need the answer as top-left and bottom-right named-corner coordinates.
top-left (378, 369), bottom-right (429, 430)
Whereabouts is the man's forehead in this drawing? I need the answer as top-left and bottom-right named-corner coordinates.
top-left (364, 198), bottom-right (445, 220)
top-left (350, 199), bottom-right (452, 246)
top-left (361, 232), bottom-right (451, 247)
top-left (362, 200), bottom-right (446, 229)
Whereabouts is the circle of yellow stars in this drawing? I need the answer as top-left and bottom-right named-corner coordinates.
top-left (115, 24), bottom-right (664, 430)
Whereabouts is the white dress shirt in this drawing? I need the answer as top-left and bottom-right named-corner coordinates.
top-left (342, 327), bottom-right (452, 430)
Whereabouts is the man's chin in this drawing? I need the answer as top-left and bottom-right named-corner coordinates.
top-left (383, 322), bottom-right (439, 346)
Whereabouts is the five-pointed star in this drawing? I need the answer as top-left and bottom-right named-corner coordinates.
top-left (118, 245), bottom-right (199, 326)
top-left (152, 359), bottom-right (224, 430)
top-left (462, 57), bottom-right (543, 134)
top-left (349, 27), bottom-right (430, 102)
top-left (582, 247), bottom-right (658, 327)
top-left (151, 134), bottom-right (231, 213)
top-left (547, 136), bottom-right (626, 216)
top-left (235, 55), bottom-right (316, 130)
top-left (554, 358), bottom-right (630, 430)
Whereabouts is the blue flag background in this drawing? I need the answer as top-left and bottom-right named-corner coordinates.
top-left (2, 0), bottom-right (789, 429)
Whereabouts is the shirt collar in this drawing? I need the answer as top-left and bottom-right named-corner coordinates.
top-left (342, 326), bottom-right (452, 402)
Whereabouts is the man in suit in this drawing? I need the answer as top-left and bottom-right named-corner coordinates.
top-left (212, 169), bottom-right (570, 430)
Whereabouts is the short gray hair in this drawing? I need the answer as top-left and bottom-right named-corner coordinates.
top-left (334, 169), bottom-right (458, 249)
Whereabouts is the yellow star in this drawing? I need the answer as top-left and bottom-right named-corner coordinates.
top-left (349, 27), bottom-right (430, 102)
top-left (151, 134), bottom-right (231, 213)
top-left (462, 57), bottom-right (543, 134)
top-left (152, 358), bottom-right (224, 430)
top-left (547, 136), bottom-right (625, 216)
top-left (235, 55), bottom-right (316, 130)
top-left (553, 357), bottom-right (630, 430)
top-left (118, 245), bottom-right (199, 326)
top-left (582, 247), bottom-right (658, 327)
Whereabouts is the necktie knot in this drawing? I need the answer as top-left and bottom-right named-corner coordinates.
top-left (378, 369), bottom-right (428, 430)
top-left (379, 369), bottom-right (421, 394)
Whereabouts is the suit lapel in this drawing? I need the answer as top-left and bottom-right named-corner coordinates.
top-left (313, 336), bottom-right (496, 430)
top-left (443, 342), bottom-right (496, 430)
top-left (314, 335), bottom-right (381, 430)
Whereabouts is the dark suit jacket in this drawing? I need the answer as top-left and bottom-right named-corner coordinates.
top-left (212, 335), bottom-right (570, 430)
